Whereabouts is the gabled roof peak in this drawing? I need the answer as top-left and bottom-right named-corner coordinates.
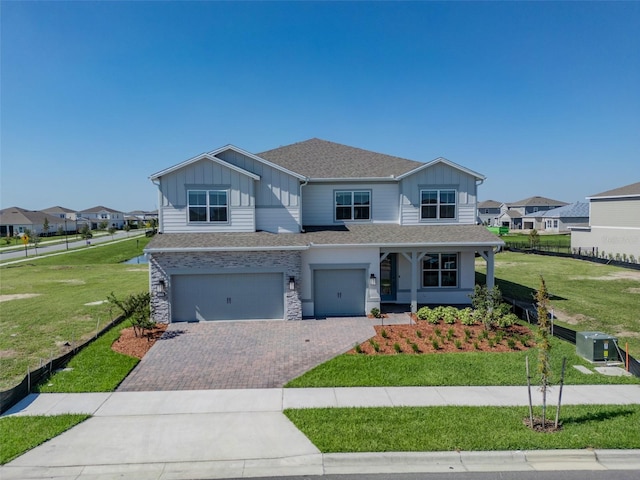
top-left (508, 196), bottom-right (568, 207)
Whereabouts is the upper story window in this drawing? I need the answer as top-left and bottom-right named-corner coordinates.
top-left (421, 189), bottom-right (456, 220)
top-left (188, 189), bottom-right (228, 223)
top-left (335, 191), bottom-right (370, 221)
top-left (422, 253), bottom-right (458, 288)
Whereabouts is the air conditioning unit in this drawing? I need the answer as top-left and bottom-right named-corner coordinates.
top-left (576, 332), bottom-right (618, 362)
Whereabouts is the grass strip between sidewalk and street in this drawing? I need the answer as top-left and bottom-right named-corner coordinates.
top-left (286, 335), bottom-right (639, 388)
top-left (285, 404), bottom-right (640, 452)
top-left (0, 414), bottom-right (90, 464)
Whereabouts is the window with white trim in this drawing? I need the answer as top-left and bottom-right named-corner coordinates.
top-left (420, 189), bottom-right (456, 220)
top-left (422, 253), bottom-right (458, 287)
top-left (188, 190), bottom-right (228, 223)
top-left (335, 191), bottom-right (370, 221)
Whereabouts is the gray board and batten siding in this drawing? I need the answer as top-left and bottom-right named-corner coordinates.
top-left (399, 162), bottom-right (479, 225)
top-left (158, 150), bottom-right (302, 234)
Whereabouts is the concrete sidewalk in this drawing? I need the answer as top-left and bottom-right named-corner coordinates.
top-left (2, 386), bottom-right (639, 479)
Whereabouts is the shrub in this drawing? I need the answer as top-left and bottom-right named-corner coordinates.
top-left (431, 339), bottom-right (440, 350)
top-left (454, 339), bottom-right (463, 349)
top-left (434, 327), bottom-right (442, 338)
top-left (473, 340), bottom-right (480, 350)
top-left (411, 342), bottom-right (420, 353)
top-left (369, 339), bottom-right (380, 352)
top-left (381, 329), bottom-right (388, 339)
top-left (507, 338), bottom-right (517, 350)
top-left (416, 330), bottom-right (423, 338)
top-left (459, 307), bottom-right (475, 326)
top-left (446, 328), bottom-right (455, 341)
top-left (496, 313), bottom-right (519, 328)
top-left (443, 306), bottom-right (458, 324)
top-left (464, 328), bottom-right (472, 342)
top-left (370, 307), bottom-right (382, 319)
top-left (519, 334), bottom-right (531, 347)
top-left (393, 343), bottom-right (402, 354)
top-left (108, 291), bottom-right (154, 338)
top-left (488, 338), bottom-right (496, 348)
top-left (416, 306), bottom-right (431, 321)
top-left (354, 343), bottom-right (362, 354)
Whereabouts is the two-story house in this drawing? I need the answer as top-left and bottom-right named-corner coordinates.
top-left (571, 181), bottom-right (640, 259)
top-left (146, 139), bottom-right (503, 323)
top-left (477, 200), bottom-right (502, 226)
top-left (497, 196), bottom-right (568, 230)
top-left (77, 206), bottom-right (125, 230)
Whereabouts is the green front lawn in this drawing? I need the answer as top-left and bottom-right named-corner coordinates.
top-left (285, 404), bottom-right (640, 452)
top-left (286, 335), bottom-right (638, 388)
top-left (0, 414), bottom-right (89, 464)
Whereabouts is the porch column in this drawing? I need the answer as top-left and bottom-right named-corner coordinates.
top-left (479, 249), bottom-right (495, 289)
top-left (401, 251), bottom-right (426, 314)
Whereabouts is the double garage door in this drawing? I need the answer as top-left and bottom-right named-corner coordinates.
top-left (171, 273), bottom-right (284, 322)
top-left (314, 269), bottom-right (366, 317)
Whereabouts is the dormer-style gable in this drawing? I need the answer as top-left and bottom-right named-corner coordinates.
top-left (152, 145), bottom-right (306, 234)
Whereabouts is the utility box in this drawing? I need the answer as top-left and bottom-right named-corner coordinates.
top-left (576, 332), bottom-right (618, 362)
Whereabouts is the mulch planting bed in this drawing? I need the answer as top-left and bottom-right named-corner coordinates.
top-left (111, 324), bottom-right (168, 359)
top-left (349, 319), bottom-right (535, 355)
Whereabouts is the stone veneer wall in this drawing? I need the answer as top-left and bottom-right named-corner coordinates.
top-left (149, 250), bottom-right (302, 323)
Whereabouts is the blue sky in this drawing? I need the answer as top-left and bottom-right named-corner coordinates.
top-left (2, 1), bottom-right (639, 212)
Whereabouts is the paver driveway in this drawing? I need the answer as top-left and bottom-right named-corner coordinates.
top-left (117, 318), bottom-right (377, 391)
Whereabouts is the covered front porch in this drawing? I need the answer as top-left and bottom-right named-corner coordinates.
top-left (376, 246), bottom-right (497, 314)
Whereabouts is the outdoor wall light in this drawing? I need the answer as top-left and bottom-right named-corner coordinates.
top-left (289, 276), bottom-right (296, 291)
top-left (369, 273), bottom-right (377, 286)
top-left (157, 279), bottom-right (166, 297)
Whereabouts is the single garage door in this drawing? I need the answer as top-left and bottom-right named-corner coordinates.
top-left (171, 273), bottom-right (284, 322)
top-left (314, 269), bottom-right (366, 317)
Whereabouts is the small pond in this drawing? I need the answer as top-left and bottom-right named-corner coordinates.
top-left (123, 254), bottom-right (148, 264)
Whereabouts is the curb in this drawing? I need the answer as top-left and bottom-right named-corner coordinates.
top-left (322, 449), bottom-right (640, 475)
top-left (2, 450), bottom-right (639, 479)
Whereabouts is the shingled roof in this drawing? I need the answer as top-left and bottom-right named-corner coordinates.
top-left (146, 224), bottom-right (503, 251)
top-left (258, 138), bottom-right (423, 179)
top-left (588, 181), bottom-right (640, 199)
top-left (507, 196), bottom-right (568, 207)
top-left (478, 200), bottom-right (502, 209)
top-left (0, 207), bottom-right (64, 226)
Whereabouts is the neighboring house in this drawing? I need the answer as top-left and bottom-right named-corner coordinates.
top-left (522, 202), bottom-right (589, 234)
top-left (127, 210), bottom-right (158, 227)
top-left (42, 206), bottom-right (78, 220)
top-left (0, 207), bottom-right (71, 237)
top-left (146, 138), bottom-right (503, 323)
top-left (497, 196), bottom-right (568, 230)
top-left (477, 200), bottom-right (502, 226)
top-left (571, 181), bottom-right (640, 259)
top-left (77, 206), bottom-right (125, 229)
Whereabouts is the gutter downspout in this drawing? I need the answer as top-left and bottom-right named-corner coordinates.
top-left (151, 178), bottom-right (162, 233)
top-left (299, 178), bottom-right (309, 233)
